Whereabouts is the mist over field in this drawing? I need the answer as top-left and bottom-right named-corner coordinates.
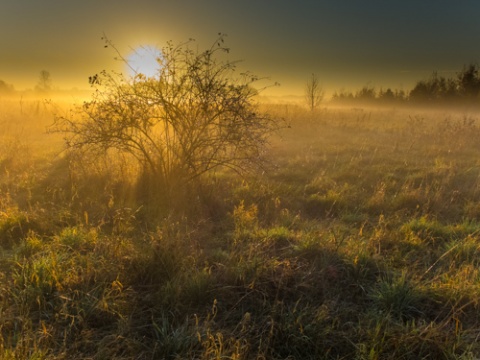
top-left (2, 1), bottom-right (480, 356)
top-left (2, 62), bottom-right (480, 358)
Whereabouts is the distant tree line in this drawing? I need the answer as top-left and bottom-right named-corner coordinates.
top-left (332, 86), bottom-right (406, 104)
top-left (331, 63), bottom-right (480, 106)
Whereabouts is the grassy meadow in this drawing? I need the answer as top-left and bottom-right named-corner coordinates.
top-left (2, 96), bottom-right (480, 359)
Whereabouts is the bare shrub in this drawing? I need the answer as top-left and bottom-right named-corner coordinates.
top-left (54, 35), bottom-right (279, 206)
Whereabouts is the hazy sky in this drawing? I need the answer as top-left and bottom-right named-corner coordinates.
top-left (2, 1), bottom-right (480, 96)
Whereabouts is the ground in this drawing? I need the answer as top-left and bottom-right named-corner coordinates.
top-left (1, 99), bottom-right (480, 359)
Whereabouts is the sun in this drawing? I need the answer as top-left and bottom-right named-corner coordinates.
top-left (126, 45), bottom-right (163, 78)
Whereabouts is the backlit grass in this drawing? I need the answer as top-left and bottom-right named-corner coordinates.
top-left (1, 100), bottom-right (480, 358)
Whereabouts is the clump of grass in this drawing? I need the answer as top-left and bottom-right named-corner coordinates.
top-left (370, 272), bottom-right (426, 321)
top-left (16, 230), bottom-right (44, 257)
top-left (402, 217), bottom-right (480, 244)
top-left (232, 200), bottom-right (259, 244)
top-left (304, 191), bottom-right (343, 217)
top-left (0, 207), bottom-right (29, 250)
top-left (445, 235), bottom-right (480, 265)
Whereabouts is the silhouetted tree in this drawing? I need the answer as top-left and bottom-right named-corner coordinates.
top-left (305, 73), bottom-right (324, 111)
top-left (394, 89), bottom-right (406, 101)
top-left (331, 89), bottom-right (354, 103)
top-left (355, 86), bottom-right (376, 102)
top-left (409, 80), bottom-right (430, 102)
top-left (378, 88), bottom-right (395, 102)
top-left (35, 70), bottom-right (52, 92)
top-left (457, 63), bottom-right (480, 99)
top-left (55, 35), bottom-right (279, 201)
top-left (409, 72), bottom-right (456, 103)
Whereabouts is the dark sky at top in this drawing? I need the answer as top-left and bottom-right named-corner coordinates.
top-left (2, 0), bottom-right (480, 96)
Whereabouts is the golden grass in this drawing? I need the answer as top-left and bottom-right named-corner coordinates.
top-left (1, 99), bottom-right (480, 358)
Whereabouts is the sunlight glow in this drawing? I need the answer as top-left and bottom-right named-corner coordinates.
top-left (126, 45), bottom-right (163, 78)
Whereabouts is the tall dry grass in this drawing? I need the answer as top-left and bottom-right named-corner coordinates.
top-left (1, 99), bottom-right (480, 358)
